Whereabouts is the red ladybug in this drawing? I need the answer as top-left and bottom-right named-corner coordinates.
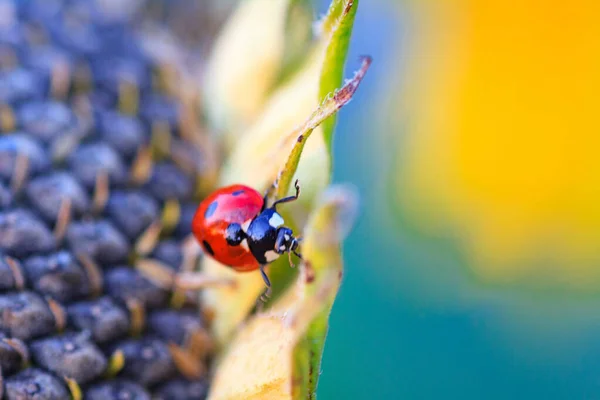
top-left (192, 180), bottom-right (302, 294)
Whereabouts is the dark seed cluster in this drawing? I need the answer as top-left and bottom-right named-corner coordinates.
top-left (0, 0), bottom-right (215, 398)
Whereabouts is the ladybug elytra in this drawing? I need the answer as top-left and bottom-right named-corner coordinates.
top-left (191, 180), bottom-right (302, 295)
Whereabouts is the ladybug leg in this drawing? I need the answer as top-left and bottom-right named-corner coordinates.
top-left (261, 191), bottom-right (270, 212)
top-left (294, 236), bottom-right (303, 259)
top-left (271, 179), bottom-right (301, 209)
top-left (261, 180), bottom-right (280, 212)
top-left (261, 180), bottom-right (279, 211)
top-left (260, 264), bottom-right (271, 287)
top-left (287, 251), bottom-right (296, 268)
top-left (259, 264), bottom-right (272, 302)
top-left (292, 235), bottom-right (303, 261)
top-left (288, 248), bottom-right (303, 267)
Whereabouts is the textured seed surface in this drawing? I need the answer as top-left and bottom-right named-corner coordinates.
top-left (175, 202), bottom-right (197, 239)
top-left (66, 220), bottom-right (130, 265)
top-left (107, 190), bottom-right (159, 239)
top-left (114, 336), bottom-right (176, 387)
top-left (154, 378), bottom-right (210, 400)
top-left (30, 331), bottom-right (108, 384)
top-left (0, 69), bottom-right (45, 105)
top-left (85, 379), bottom-right (152, 400)
top-left (5, 367), bottom-right (70, 400)
top-left (146, 162), bottom-right (193, 202)
top-left (26, 172), bottom-right (90, 222)
top-left (0, 209), bottom-right (56, 258)
top-left (68, 142), bottom-right (128, 189)
top-left (0, 291), bottom-right (55, 341)
top-left (105, 267), bottom-right (170, 309)
top-left (148, 309), bottom-right (204, 345)
top-left (151, 240), bottom-right (183, 270)
top-left (0, 1), bottom-right (210, 397)
top-left (23, 251), bottom-right (90, 303)
top-left (67, 296), bottom-right (129, 344)
top-left (0, 332), bottom-right (26, 375)
top-left (0, 181), bottom-right (13, 208)
top-left (0, 134), bottom-right (50, 181)
top-left (97, 111), bottom-right (147, 159)
top-left (18, 101), bottom-right (78, 145)
top-left (23, 45), bottom-right (73, 75)
top-left (0, 254), bottom-right (18, 290)
top-left (141, 95), bottom-right (181, 130)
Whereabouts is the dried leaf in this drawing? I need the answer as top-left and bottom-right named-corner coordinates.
top-left (126, 299), bottom-right (146, 337)
top-left (2, 338), bottom-right (29, 367)
top-left (135, 258), bottom-right (175, 289)
top-left (53, 198), bottom-right (72, 243)
top-left (76, 253), bottom-right (103, 297)
top-left (105, 350), bottom-right (125, 378)
top-left (47, 297), bottom-right (67, 332)
top-left (4, 256), bottom-right (25, 290)
top-left (134, 221), bottom-right (163, 257)
top-left (64, 376), bottom-right (83, 400)
top-left (169, 343), bottom-right (207, 380)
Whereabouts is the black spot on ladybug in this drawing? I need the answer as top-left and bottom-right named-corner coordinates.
top-left (204, 201), bottom-right (218, 218)
top-left (225, 223), bottom-right (244, 246)
top-left (202, 240), bottom-right (215, 256)
top-left (231, 190), bottom-right (244, 196)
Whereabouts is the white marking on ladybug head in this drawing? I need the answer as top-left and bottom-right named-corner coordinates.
top-left (241, 219), bottom-right (252, 232)
top-left (264, 250), bottom-right (279, 263)
top-left (269, 212), bottom-right (284, 228)
top-left (240, 238), bottom-right (249, 251)
top-left (284, 233), bottom-right (290, 241)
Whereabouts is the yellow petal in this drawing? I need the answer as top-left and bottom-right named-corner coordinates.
top-left (203, 0), bottom-right (311, 146)
top-left (207, 185), bottom-right (359, 400)
top-left (219, 44), bottom-right (329, 197)
top-left (202, 0), bottom-right (362, 345)
top-left (395, 0), bottom-right (600, 288)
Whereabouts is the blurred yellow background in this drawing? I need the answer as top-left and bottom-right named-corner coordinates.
top-left (396, 0), bottom-right (600, 288)
top-left (317, 0), bottom-right (600, 398)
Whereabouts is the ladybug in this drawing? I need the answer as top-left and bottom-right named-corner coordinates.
top-left (191, 180), bottom-right (302, 295)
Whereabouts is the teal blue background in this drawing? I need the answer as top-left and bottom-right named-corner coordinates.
top-left (318, 1), bottom-right (600, 399)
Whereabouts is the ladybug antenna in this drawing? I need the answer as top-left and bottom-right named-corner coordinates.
top-left (259, 264), bottom-right (272, 301)
top-left (288, 250), bottom-right (295, 268)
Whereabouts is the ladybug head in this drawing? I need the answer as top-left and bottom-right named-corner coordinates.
top-left (275, 226), bottom-right (301, 257)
